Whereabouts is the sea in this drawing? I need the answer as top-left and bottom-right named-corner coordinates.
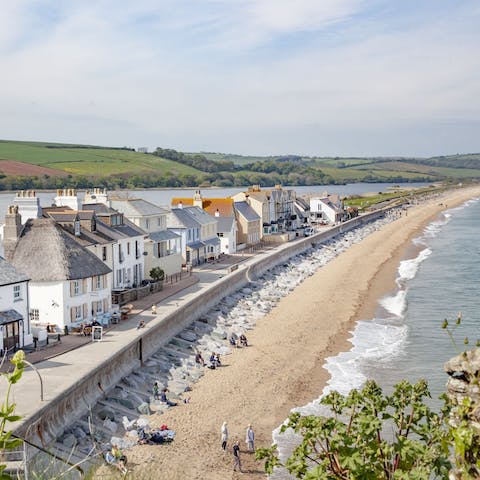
top-left (272, 195), bottom-right (480, 478)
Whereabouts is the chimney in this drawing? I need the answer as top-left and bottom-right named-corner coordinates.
top-left (3, 205), bottom-right (22, 260)
top-left (193, 190), bottom-right (203, 208)
top-left (14, 190), bottom-right (42, 224)
top-left (54, 188), bottom-right (82, 211)
top-left (214, 209), bottom-right (220, 217)
top-left (178, 201), bottom-right (183, 209)
top-left (84, 187), bottom-right (109, 206)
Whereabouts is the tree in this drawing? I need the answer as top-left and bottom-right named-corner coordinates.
top-left (149, 267), bottom-right (165, 282)
top-left (257, 379), bottom-right (451, 479)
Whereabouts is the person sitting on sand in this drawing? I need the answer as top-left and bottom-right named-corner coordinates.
top-left (239, 334), bottom-right (248, 347)
top-left (215, 353), bottom-right (221, 366)
top-left (195, 352), bottom-right (205, 366)
top-left (229, 335), bottom-right (237, 346)
top-left (209, 352), bottom-right (217, 369)
top-left (160, 388), bottom-right (177, 406)
top-left (108, 444), bottom-right (127, 475)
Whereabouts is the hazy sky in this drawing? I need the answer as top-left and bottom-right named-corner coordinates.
top-left (1, 0), bottom-right (479, 157)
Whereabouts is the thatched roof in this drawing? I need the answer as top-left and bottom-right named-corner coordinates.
top-left (10, 218), bottom-right (111, 282)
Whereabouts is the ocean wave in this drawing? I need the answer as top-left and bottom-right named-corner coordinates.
top-left (397, 248), bottom-right (432, 284)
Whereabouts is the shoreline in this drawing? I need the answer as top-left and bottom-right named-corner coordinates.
top-left (101, 187), bottom-right (480, 480)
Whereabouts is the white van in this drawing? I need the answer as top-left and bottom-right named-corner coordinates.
top-left (304, 227), bottom-right (315, 236)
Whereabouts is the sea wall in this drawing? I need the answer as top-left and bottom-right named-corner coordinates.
top-left (15, 209), bottom-right (385, 445)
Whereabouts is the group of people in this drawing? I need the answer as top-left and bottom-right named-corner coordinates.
top-left (79, 319), bottom-right (102, 336)
top-left (229, 333), bottom-right (248, 348)
top-left (153, 382), bottom-right (177, 406)
top-left (221, 422), bottom-right (255, 473)
top-left (194, 351), bottom-right (222, 369)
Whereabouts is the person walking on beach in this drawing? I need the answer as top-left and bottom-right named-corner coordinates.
top-left (221, 421), bottom-right (228, 451)
top-left (233, 440), bottom-right (242, 472)
top-left (246, 424), bottom-right (255, 452)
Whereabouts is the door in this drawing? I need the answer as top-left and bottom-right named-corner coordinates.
top-left (3, 321), bottom-right (20, 353)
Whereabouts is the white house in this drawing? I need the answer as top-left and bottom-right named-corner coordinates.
top-left (7, 217), bottom-right (112, 330)
top-left (0, 256), bottom-right (32, 353)
top-left (109, 198), bottom-right (183, 276)
top-left (216, 216), bottom-right (237, 254)
top-left (310, 193), bottom-right (344, 224)
top-left (80, 203), bottom-right (146, 289)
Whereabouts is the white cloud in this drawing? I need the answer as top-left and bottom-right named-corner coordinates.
top-left (0, 0), bottom-right (479, 156)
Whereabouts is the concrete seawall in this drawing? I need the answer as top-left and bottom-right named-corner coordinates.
top-left (15, 210), bottom-right (385, 445)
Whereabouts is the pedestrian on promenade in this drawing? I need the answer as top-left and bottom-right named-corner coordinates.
top-left (151, 304), bottom-right (157, 315)
top-left (233, 440), bottom-right (242, 472)
top-left (246, 424), bottom-right (255, 452)
top-left (221, 421), bottom-right (228, 451)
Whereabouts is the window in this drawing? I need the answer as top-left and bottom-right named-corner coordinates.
top-left (74, 306), bottom-right (82, 320)
top-left (13, 284), bottom-right (21, 301)
top-left (157, 218), bottom-right (161, 227)
top-left (72, 280), bottom-right (80, 296)
top-left (116, 269), bottom-right (123, 285)
top-left (102, 246), bottom-right (107, 261)
top-left (217, 232), bottom-right (224, 237)
top-left (127, 242), bottom-right (130, 255)
top-left (94, 275), bottom-right (102, 290)
top-left (74, 220), bottom-right (81, 236)
top-left (146, 219), bottom-right (150, 229)
top-left (29, 309), bottom-right (39, 322)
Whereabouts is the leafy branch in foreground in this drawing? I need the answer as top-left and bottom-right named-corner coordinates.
top-left (257, 379), bottom-right (450, 479)
top-left (0, 350), bottom-right (26, 480)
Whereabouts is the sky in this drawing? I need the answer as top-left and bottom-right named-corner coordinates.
top-left (0, 0), bottom-right (479, 157)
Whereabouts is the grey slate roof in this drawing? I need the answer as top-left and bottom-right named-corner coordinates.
top-left (82, 203), bottom-right (146, 238)
top-left (110, 199), bottom-right (169, 217)
top-left (0, 257), bottom-right (29, 286)
top-left (10, 218), bottom-right (112, 282)
top-left (0, 309), bottom-right (23, 325)
top-left (168, 208), bottom-right (200, 229)
top-left (204, 237), bottom-right (220, 246)
top-left (149, 230), bottom-right (181, 243)
top-left (234, 202), bottom-right (260, 222)
top-left (183, 206), bottom-right (217, 226)
top-left (187, 241), bottom-right (205, 250)
top-left (216, 216), bottom-right (235, 233)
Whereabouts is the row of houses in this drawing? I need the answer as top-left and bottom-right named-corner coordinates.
top-left (0, 186), bottom-right (348, 354)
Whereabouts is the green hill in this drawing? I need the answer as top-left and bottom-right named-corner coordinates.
top-left (0, 139), bottom-right (479, 190)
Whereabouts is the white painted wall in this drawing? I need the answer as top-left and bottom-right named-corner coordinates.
top-left (112, 236), bottom-right (145, 288)
top-left (29, 281), bottom-right (65, 328)
top-left (0, 280), bottom-right (31, 347)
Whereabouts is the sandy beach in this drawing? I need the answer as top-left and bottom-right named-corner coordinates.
top-left (106, 186), bottom-right (480, 480)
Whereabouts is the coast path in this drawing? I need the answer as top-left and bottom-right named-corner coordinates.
top-left (119, 186), bottom-right (480, 480)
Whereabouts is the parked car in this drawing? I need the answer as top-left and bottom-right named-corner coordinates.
top-left (304, 227), bottom-right (315, 236)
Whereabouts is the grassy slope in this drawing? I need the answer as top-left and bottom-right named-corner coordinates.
top-left (2, 140), bottom-right (480, 182)
top-left (0, 140), bottom-right (202, 176)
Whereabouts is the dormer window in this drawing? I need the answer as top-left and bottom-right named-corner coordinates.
top-left (74, 220), bottom-right (81, 236)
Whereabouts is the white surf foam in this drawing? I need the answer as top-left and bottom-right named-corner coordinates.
top-left (397, 248), bottom-right (432, 283)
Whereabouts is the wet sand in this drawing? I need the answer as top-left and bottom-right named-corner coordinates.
top-left (105, 186), bottom-right (480, 480)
